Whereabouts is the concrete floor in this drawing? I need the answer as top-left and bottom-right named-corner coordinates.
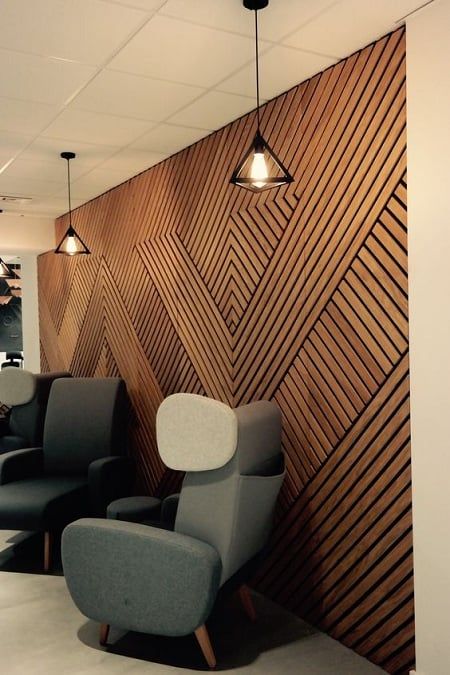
top-left (0, 530), bottom-right (386, 675)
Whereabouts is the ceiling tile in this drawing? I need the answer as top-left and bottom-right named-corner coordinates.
top-left (42, 109), bottom-right (153, 146)
top-left (17, 138), bottom-right (120, 169)
top-left (0, 98), bottom-right (60, 135)
top-left (0, 49), bottom-right (96, 106)
top-left (284, 0), bottom-right (421, 58)
top-left (131, 123), bottom-right (210, 155)
top-left (71, 70), bottom-right (205, 121)
top-left (168, 91), bottom-right (256, 131)
top-left (69, 166), bottom-right (138, 199)
top-left (98, 148), bottom-right (167, 174)
top-left (160, 0), bottom-right (339, 42)
top-left (0, 174), bottom-right (61, 198)
top-left (0, 131), bottom-right (33, 161)
top-left (218, 45), bottom-right (337, 100)
top-left (0, 196), bottom-right (83, 217)
top-left (109, 15), bottom-right (260, 88)
top-left (103, 0), bottom-right (173, 12)
top-left (0, 158), bottom-right (88, 183)
top-left (0, 0), bottom-right (147, 65)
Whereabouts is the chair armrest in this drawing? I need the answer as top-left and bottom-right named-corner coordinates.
top-left (62, 518), bottom-right (221, 636)
top-left (0, 447), bottom-right (43, 485)
top-left (160, 493), bottom-right (180, 529)
top-left (88, 456), bottom-right (134, 517)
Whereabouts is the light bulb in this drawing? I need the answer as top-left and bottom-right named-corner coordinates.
top-left (64, 234), bottom-right (79, 255)
top-left (250, 151), bottom-right (268, 188)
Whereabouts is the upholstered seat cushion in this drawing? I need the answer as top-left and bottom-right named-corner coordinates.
top-left (0, 435), bottom-right (27, 455)
top-left (0, 476), bottom-right (88, 530)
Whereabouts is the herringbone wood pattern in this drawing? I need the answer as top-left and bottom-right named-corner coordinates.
top-left (38, 30), bottom-right (412, 673)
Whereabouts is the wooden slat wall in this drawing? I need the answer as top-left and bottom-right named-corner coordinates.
top-left (38, 30), bottom-right (412, 673)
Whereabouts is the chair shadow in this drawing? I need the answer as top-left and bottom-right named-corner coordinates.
top-left (0, 530), bottom-right (64, 575)
top-left (77, 590), bottom-right (317, 671)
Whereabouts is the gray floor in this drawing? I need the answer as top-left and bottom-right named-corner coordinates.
top-left (0, 530), bottom-right (386, 675)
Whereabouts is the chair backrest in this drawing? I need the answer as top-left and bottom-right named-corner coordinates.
top-left (43, 378), bottom-right (127, 475)
top-left (156, 394), bottom-right (284, 585)
top-left (0, 368), bottom-right (36, 407)
top-left (9, 372), bottom-right (71, 445)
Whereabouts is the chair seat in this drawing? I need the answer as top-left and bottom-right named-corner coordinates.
top-left (0, 435), bottom-right (27, 455)
top-left (0, 476), bottom-right (88, 531)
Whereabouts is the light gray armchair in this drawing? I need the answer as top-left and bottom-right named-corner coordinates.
top-left (0, 377), bottom-right (133, 571)
top-left (62, 394), bottom-right (284, 668)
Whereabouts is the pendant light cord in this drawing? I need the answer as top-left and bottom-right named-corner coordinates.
top-left (254, 8), bottom-right (261, 132)
top-left (66, 157), bottom-right (72, 227)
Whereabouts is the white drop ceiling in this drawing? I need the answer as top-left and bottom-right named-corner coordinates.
top-left (0, 0), bottom-right (431, 218)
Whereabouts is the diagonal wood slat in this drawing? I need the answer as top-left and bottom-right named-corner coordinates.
top-left (38, 30), bottom-right (411, 674)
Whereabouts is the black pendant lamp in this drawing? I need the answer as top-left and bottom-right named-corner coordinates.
top-left (55, 152), bottom-right (90, 256)
top-left (231, 0), bottom-right (293, 192)
top-left (0, 258), bottom-right (12, 278)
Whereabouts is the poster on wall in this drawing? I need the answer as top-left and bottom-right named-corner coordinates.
top-left (0, 263), bottom-right (22, 353)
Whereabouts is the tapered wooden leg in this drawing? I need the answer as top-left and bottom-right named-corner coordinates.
top-left (44, 531), bottom-right (52, 572)
top-left (99, 623), bottom-right (110, 646)
top-left (194, 624), bottom-right (216, 669)
top-left (238, 584), bottom-right (257, 622)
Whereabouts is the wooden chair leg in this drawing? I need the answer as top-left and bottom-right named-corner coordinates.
top-left (238, 584), bottom-right (257, 621)
top-left (99, 623), bottom-right (110, 646)
top-left (44, 531), bottom-right (52, 572)
top-left (194, 624), bottom-right (217, 669)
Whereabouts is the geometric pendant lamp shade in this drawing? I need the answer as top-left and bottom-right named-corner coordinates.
top-left (55, 151), bottom-right (90, 256)
top-left (230, 0), bottom-right (294, 192)
top-left (230, 130), bottom-right (294, 193)
top-left (55, 226), bottom-right (90, 256)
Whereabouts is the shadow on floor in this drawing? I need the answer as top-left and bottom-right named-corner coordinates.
top-left (0, 530), bottom-right (63, 575)
top-left (78, 590), bottom-right (317, 671)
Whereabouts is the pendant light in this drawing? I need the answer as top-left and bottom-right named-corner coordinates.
top-left (0, 258), bottom-right (12, 278)
top-left (55, 152), bottom-right (90, 256)
top-left (230, 0), bottom-right (293, 192)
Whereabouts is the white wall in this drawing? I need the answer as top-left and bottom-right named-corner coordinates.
top-left (0, 213), bottom-right (54, 254)
top-left (20, 255), bottom-right (41, 373)
top-left (407, 1), bottom-right (450, 673)
top-left (0, 213), bottom-right (55, 373)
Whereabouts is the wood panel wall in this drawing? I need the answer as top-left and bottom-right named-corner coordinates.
top-left (38, 29), bottom-right (412, 673)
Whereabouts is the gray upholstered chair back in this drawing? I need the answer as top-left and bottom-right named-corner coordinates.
top-left (43, 378), bottom-right (127, 475)
top-left (9, 372), bottom-right (71, 445)
top-left (157, 395), bottom-right (284, 585)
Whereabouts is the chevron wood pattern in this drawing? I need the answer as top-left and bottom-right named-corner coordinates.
top-left (38, 29), bottom-right (412, 673)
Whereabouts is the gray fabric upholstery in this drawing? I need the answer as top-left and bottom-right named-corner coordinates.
top-left (156, 393), bottom-right (238, 471)
top-left (62, 518), bottom-right (222, 636)
top-left (0, 372), bottom-right (71, 455)
top-left (0, 476), bottom-right (88, 530)
top-left (175, 400), bottom-right (284, 584)
top-left (107, 496), bottom-right (161, 523)
top-left (61, 394), bottom-right (283, 656)
top-left (0, 447), bottom-right (43, 485)
top-left (44, 378), bottom-right (127, 475)
top-left (0, 368), bottom-right (36, 406)
top-left (0, 377), bottom-right (131, 537)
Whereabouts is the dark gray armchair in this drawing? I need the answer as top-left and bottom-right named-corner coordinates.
top-left (62, 394), bottom-right (284, 668)
top-left (0, 370), bottom-right (71, 454)
top-left (0, 377), bottom-right (133, 571)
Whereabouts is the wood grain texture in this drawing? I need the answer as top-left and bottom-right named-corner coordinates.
top-left (38, 30), bottom-right (412, 674)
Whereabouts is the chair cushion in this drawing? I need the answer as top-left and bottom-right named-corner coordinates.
top-left (0, 476), bottom-right (88, 530)
top-left (156, 393), bottom-right (238, 471)
top-left (0, 369), bottom-right (36, 406)
top-left (0, 435), bottom-right (27, 455)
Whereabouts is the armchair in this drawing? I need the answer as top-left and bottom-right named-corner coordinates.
top-left (62, 394), bottom-right (284, 668)
top-left (0, 377), bottom-right (133, 571)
